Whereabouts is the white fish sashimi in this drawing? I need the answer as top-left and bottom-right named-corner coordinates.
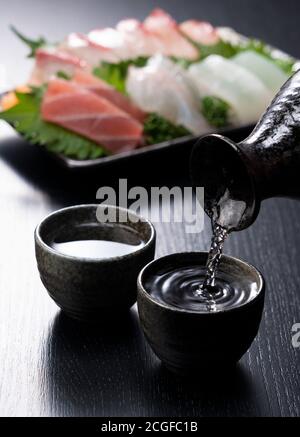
top-left (87, 22), bottom-right (162, 61)
top-left (64, 10), bottom-right (199, 62)
top-left (188, 55), bottom-right (274, 125)
top-left (179, 20), bottom-right (220, 46)
top-left (116, 19), bottom-right (163, 58)
top-left (142, 9), bottom-right (199, 60)
top-left (126, 55), bottom-right (210, 134)
top-left (232, 50), bottom-right (289, 94)
top-left (55, 10), bottom-right (199, 66)
top-left (59, 32), bottom-right (120, 65)
top-left (87, 27), bottom-right (135, 60)
top-left (216, 27), bottom-right (247, 45)
top-left (29, 48), bottom-right (87, 85)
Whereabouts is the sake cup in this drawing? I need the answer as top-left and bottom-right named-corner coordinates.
top-left (137, 252), bottom-right (265, 376)
top-left (35, 204), bottom-right (156, 322)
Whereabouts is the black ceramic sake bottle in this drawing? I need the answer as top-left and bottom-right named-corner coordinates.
top-left (190, 69), bottom-right (300, 231)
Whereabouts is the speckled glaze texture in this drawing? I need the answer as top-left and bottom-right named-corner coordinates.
top-left (138, 252), bottom-right (265, 376)
top-left (191, 70), bottom-right (300, 231)
top-left (35, 205), bottom-right (156, 322)
top-left (241, 69), bottom-right (300, 199)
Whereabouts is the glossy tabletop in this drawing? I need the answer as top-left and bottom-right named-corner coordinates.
top-left (0, 0), bottom-right (299, 417)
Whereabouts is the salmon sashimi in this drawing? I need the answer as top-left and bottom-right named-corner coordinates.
top-left (41, 79), bottom-right (144, 153)
top-left (72, 70), bottom-right (146, 122)
top-left (29, 48), bottom-right (87, 85)
top-left (59, 32), bottom-right (119, 65)
top-left (142, 9), bottom-right (199, 60)
top-left (179, 20), bottom-right (220, 46)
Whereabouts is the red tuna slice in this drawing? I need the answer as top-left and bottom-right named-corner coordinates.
top-left (41, 79), bottom-right (143, 153)
top-left (72, 70), bottom-right (146, 122)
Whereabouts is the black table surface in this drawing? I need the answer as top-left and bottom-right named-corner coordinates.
top-left (0, 0), bottom-right (300, 417)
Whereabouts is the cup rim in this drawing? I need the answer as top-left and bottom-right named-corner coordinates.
top-left (137, 251), bottom-right (265, 315)
top-left (35, 204), bottom-right (156, 263)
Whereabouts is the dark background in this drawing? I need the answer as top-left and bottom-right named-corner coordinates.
top-left (0, 0), bottom-right (299, 417)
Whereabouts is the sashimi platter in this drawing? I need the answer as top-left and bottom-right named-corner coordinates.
top-left (0, 8), bottom-right (298, 165)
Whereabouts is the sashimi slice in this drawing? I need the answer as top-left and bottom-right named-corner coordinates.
top-left (41, 79), bottom-right (143, 153)
top-left (115, 19), bottom-right (163, 58)
top-left (116, 18), bottom-right (142, 33)
top-left (72, 70), bottom-right (146, 122)
top-left (88, 27), bottom-right (134, 60)
top-left (143, 9), bottom-right (199, 60)
top-left (232, 50), bottom-right (289, 94)
top-left (179, 20), bottom-right (220, 46)
top-left (216, 27), bottom-right (247, 45)
top-left (188, 55), bottom-right (274, 125)
top-left (29, 48), bottom-right (87, 85)
top-left (88, 23), bottom-right (162, 60)
top-left (126, 55), bottom-right (210, 134)
top-left (59, 32), bottom-right (120, 65)
top-left (59, 10), bottom-right (199, 63)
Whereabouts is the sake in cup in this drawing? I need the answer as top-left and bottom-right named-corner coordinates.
top-left (35, 204), bottom-right (156, 322)
top-left (137, 252), bottom-right (265, 376)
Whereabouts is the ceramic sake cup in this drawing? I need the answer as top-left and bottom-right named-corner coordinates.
top-left (137, 252), bottom-right (265, 376)
top-left (35, 204), bottom-right (156, 322)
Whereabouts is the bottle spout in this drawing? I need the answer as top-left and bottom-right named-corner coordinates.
top-left (190, 134), bottom-right (260, 232)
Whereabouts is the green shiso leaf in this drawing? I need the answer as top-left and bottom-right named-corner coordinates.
top-left (169, 56), bottom-right (196, 69)
top-left (10, 26), bottom-right (49, 58)
top-left (56, 70), bottom-right (72, 80)
top-left (0, 88), bottom-right (106, 160)
top-left (93, 57), bottom-right (149, 93)
top-left (144, 113), bottom-right (191, 145)
top-left (197, 40), bottom-right (239, 60)
top-left (201, 96), bottom-right (231, 128)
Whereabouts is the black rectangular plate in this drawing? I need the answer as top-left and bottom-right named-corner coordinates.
top-left (46, 125), bottom-right (254, 170)
top-left (1, 38), bottom-right (295, 171)
top-left (1, 91), bottom-right (254, 171)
